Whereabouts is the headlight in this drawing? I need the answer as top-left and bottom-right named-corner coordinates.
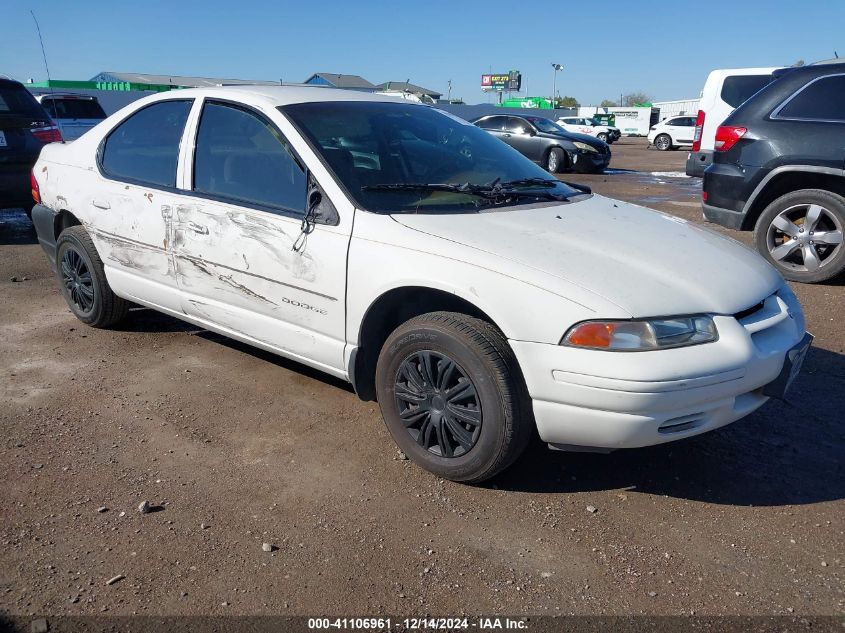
top-left (573, 141), bottom-right (598, 153)
top-left (562, 316), bottom-right (718, 351)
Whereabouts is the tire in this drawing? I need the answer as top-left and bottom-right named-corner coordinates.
top-left (597, 132), bottom-right (609, 142)
top-left (654, 134), bottom-right (672, 151)
top-left (546, 147), bottom-right (565, 173)
top-left (753, 189), bottom-right (845, 283)
top-left (375, 312), bottom-right (533, 483)
top-left (56, 225), bottom-right (129, 327)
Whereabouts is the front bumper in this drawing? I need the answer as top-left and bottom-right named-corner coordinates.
top-left (570, 149), bottom-right (611, 173)
top-left (510, 287), bottom-right (806, 450)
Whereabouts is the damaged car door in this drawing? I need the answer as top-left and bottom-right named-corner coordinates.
top-left (172, 99), bottom-right (349, 372)
top-left (94, 99), bottom-right (193, 312)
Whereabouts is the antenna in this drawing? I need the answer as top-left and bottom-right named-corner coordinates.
top-left (30, 10), bottom-right (60, 124)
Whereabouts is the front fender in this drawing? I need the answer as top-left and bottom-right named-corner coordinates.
top-left (346, 214), bottom-right (614, 346)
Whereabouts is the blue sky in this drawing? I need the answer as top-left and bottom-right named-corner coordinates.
top-left (3, 0), bottom-right (842, 104)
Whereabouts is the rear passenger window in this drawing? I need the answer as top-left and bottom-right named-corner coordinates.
top-left (721, 75), bottom-right (773, 108)
top-left (193, 102), bottom-right (306, 214)
top-left (777, 75), bottom-right (845, 121)
top-left (101, 100), bottom-right (192, 188)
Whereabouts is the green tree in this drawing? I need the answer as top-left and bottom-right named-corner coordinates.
top-left (600, 99), bottom-right (618, 107)
top-left (622, 91), bottom-right (653, 107)
top-left (555, 95), bottom-right (580, 108)
top-left (792, 59), bottom-right (805, 67)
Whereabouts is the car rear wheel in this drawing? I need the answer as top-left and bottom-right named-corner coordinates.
top-left (546, 147), bottom-right (565, 173)
top-left (654, 134), bottom-right (672, 151)
top-left (754, 189), bottom-right (845, 283)
top-left (56, 226), bottom-right (129, 327)
top-left (375, 312), bottom-right (533, 483)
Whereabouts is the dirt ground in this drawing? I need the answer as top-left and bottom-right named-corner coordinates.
top-left (1, 138), bottom-right (842, 623)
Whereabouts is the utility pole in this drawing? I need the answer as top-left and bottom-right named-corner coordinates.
top-left (551, 63), bottom-right (563, 109)
top-left (447, 79), bottom-right (452, 102)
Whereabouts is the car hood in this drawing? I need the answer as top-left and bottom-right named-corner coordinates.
top-left (392, 195), bottom-right (781, 317)
top-left (540, 130), bottom-right (601, 146)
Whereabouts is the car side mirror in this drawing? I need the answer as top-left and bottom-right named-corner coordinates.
top-left (307, 177), bottom-right (339, 226)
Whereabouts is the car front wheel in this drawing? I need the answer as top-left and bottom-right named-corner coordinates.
top-left (654, 134), bottom-right (672, 151)
top-left (546, 147), bottom-right (565, 173)
top-left (754, 189), bottom-right (845, 283)
top-left (56, 225), bottom-right (129, 327)
top-left (597, 132), bottom-right (609, 142)
top-left (375, 312), bottom-right (533, 483)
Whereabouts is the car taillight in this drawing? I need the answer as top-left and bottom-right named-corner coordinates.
top-left (31, 170), bottom-right (41, 204)
top-left (714, 125), bottom-right (747, 152)
top-left (31, 124), bottom-right (63, 144)
top-left (691, 110), bottom-right (705, 152)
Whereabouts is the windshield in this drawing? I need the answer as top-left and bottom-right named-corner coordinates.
top-left (281, 102), bottom-right (582, 213)
top-left (524, 117), bottom-right (563, 134)
top-left (588, 118), bottom-right (603, 126)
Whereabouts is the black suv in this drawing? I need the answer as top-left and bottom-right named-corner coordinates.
top-left (702, 62), bottom-right (845, 283)
top-left (0, 78), bottom-right (62, 213)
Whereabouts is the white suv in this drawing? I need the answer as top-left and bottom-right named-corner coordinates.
top-left (648, 116), bottom-right (697, 151)
top-left (556, 116), bottom-right (620, 143)
top-left (29, 87), bottom-right (809, 482)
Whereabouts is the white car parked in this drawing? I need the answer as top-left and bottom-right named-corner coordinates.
top-left (29, 87), bottom-right (810, 482)
top-left (648, 115), bottom-right (697, 151)
top-left (555, 116), bottom-right (620, 143)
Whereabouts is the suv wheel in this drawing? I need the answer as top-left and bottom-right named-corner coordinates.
top-left (754, 189), bottom-right (845, 283)
top-left (56, 226), bottom-right (129, 327)
top-left (596, 132), bottom-right (609, 142)
top-left (654, 134), bottom-right (672, 151)
top-left (375, 312), bottom-right (532, 483)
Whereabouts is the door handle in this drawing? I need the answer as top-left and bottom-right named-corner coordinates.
top-left (188, 222), bottom-right (209, 235)
top-left (92, 199), bottom-right (110, 210)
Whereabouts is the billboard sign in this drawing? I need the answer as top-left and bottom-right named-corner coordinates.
top-left (481, 71), bottom-right (521, 91)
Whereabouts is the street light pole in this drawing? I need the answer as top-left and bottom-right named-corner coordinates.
top-left (551, 63), bottom-right (563, 109)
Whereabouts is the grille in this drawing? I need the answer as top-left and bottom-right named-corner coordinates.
top-left (733, 301), bottom-right (765, 321)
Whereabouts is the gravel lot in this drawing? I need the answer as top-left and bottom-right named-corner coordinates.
top-left (1, 139), bottom-right (842, 621)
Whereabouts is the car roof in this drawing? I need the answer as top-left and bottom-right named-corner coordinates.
top-left (0, 78), bottom-right (26, 89)
top-left (146, 85), bottom-right (421, 108)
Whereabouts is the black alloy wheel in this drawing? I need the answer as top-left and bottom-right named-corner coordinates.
top-left (394, 350), bottom-right (482, 458)
top-left (60, 247), bottom-right (95, 315)
top-left (55, 225), bottom-right (128, 327)
top-left (375, 311), bottom-right (533, 483)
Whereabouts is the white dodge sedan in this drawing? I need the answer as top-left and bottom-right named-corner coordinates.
top-left (29, 86), bottom-right (810, 482)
